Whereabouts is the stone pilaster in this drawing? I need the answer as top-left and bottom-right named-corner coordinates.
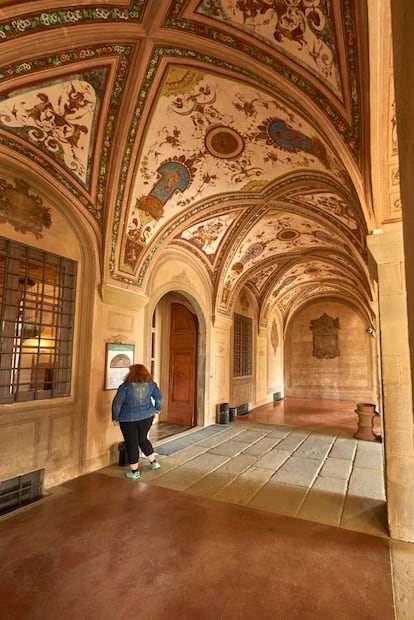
top-left (368, 227), bottom-right (414, 542)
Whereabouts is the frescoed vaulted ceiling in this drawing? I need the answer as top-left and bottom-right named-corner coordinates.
top-left (0, 1), bottom-right (398, 326)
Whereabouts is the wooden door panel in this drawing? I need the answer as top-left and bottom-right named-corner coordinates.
top-left (168, 304), bottom-right (197, 426)
top-left (170, 352), bottom-right (193, 402)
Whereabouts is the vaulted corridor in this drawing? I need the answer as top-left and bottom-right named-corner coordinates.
top-left (1, 3), bottom-right (414, 616)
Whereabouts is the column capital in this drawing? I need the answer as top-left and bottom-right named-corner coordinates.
top-left (99, 283), bottom-right (149, 310)
top-left (367, 226), bottom-right (404, 264)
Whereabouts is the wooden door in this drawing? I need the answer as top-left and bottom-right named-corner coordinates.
top-left (167, 303), bottom-right (197, 426)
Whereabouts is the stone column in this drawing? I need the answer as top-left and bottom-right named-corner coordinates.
top-left (367, 227), bottom-right (414, 542)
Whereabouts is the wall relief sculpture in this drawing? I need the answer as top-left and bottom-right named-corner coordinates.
top-left (271, 319), bottom-right (279, 354)
top-left (0, 178), bottom-right (51, 238)
top-left (310, 313), bottom-right (340, 359)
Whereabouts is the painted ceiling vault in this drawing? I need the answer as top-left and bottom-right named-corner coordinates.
top-left (0, 0), bottom-right (393, 326)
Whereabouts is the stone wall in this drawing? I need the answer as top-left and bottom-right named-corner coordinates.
top-left (285, 299), bottom-right (377, 402)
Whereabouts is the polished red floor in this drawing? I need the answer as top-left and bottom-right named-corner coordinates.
top-left (237, 397), bottom-right (382, 438)
top-left (154, 398), bottom-right (382, 440)
top-left (1, 472), bottom-right (394, 620)
top-left (0, 398), bottom-right (391, 619)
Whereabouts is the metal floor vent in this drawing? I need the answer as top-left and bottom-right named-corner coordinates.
top-left (0, 469), bottom-right (44, 516)
top-left (237, 403), bottom-right (249, 416)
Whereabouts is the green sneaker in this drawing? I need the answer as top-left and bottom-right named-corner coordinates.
top-left (126, 470), bottom-right (140, 479)
top-left (150, 460), bottom-right (160, 470)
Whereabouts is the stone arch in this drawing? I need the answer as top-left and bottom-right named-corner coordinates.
top-left (144, 247), bottom-right (212, 427)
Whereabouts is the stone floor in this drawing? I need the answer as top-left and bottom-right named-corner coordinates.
top-left (131, 420), bottom-right (387, 537)
top-left (1, 398), bottom-right (413, 619)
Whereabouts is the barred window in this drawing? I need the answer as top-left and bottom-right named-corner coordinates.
top-left (0, 238), bottom-right (76, 403)
top-left (233, 313), bottom-right (252, 377)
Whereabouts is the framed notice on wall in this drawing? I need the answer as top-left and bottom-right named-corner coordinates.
top-left (105, 343), bottom-right (134, 390)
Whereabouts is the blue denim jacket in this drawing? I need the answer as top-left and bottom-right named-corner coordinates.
top-left (112, 380), bottom-right (163, 422)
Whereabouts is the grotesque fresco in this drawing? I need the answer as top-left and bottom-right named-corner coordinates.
top-left (0, 78), bottom-right (98, 185)
top-left (216, 210), bottom-right (351, 311)
top-left (197, 0), bottom-right (340, 96)
top-left (120, 64), bottom-right (355, 301)
top-left (0, 0), bottom-right (384, 325)
top-left (303, 193), bottom-right (360, 232)
top-left (0, 44), bottom-right (129, 220)
top-left (178, 212), bottom-right (239, 262)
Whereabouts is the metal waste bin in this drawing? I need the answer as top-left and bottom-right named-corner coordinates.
top-left (218, 402), bottom-right (229, 424)
top-left (118, 441), bottom-right (129, 466)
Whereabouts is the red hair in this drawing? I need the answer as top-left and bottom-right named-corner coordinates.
top-left (124, 364), bottom-right (153, 383)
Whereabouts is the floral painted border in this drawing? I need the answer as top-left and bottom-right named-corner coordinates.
top-left (0, 2), bottom-right (145, 41)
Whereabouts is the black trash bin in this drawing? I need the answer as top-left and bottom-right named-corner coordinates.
top-left (118, 441), bottom-right (129, 466)
top-left (229, 407), bottom-right (237, 422)
top-left (218, 402), bottom-right (230, 424)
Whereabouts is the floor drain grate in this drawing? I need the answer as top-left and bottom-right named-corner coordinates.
top-left (0, 469), bottom-right (44, 516)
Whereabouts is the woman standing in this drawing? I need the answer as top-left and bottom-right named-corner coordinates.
top-left (112, 364), bottom-right (163, 479)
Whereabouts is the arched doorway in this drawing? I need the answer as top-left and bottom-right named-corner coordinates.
top-left (151, 292), bottom-right (203, 432)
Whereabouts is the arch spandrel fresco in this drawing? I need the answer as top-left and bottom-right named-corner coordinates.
top-left (290, 191), bottom-right (366, 244)
top-left (196, 0), bottom-right (343, 99)
top-left (248, 265), bottom-right (280, 296)
top-left (224, 257), bottom-right (339, 323)
top-left (272, 280), bottom-right (371, 321)
top-left (270, 193), bottom-right (366, 252)
top-left (0, 78), bottom-right (97, 186)
top-left (224, 245), bottom-right (371, 324)
top-left (0, 44), bottom-right (132, 222)
top-left (268, 270), bottom-right (370, 316)
top-left (173, 211), bottom-right (240, 266)
top-left (301, 191), bottom-right (361, 230)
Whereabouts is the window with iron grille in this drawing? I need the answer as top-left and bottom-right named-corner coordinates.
top-left (233, 313), bottom-right (252, 377)
top-left (0, 237), bottom-right (76, 403)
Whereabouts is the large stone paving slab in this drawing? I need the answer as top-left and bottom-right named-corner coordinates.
top-left (208, 439), bottom-right (251, 457)
top-left (294, 433), bottom-right (335, 460)
top-left (150, 452), bottom-right (229, 490)
top-left (298, 476), bottom-right (348, 527)
top-left (241, 437), bottom-right (282, 456)
top-left (271, 455), bottom-right (322, 487)
top-left (213, 465), bottom-right (274, 504)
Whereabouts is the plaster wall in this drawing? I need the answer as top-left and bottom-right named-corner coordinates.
top-left (367, 0), bottom-right (414, 542)
top-left (0, 176), bottom-right (99, 489)
top-left (267, 309), bottom-right (284, 399)
top-left (255, 327), bottom-right (268, 407)
top-left (86, 246), bottom-right (216, 471)
top-left (255, 308), bottom-right (284, 407)
top-left (83, 292), bottom-right (146, 473)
